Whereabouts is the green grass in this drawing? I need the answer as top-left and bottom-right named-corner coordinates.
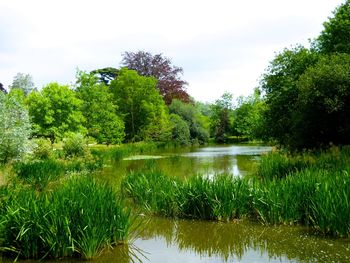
top-left (122, 146), bottom-right (350, 237)
top-left (0, 176), bottom-right (132, 260)
top-left (13, 156), bottom-right (103, 190)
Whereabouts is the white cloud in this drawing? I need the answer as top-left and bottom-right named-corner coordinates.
top-left (0, 0), bottom-right (344, 100)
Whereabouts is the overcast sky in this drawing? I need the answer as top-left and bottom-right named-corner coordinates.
top-left (0, 0), bottom-right (344, 102)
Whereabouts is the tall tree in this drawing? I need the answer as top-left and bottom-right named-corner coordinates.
top-left (169, 99), bottom-right (209, 144)
top-left (121, 51), bottom-right (190, 105)
top-left (0, 92), bottom-right (31, 163)
top-left (27, 83), bottom-right (85, 142)
top-left (294, 53), bottom-right (350, 149)
top-left (10, 73), bottom-right (35, 96)
top-left (75, 71), bottom-right (125, 145)
top-left (260, 46), bottom-right (319, 147)
top-left (315, 0), bottom-right (350, 54)
top-left (110, 68), bottom-right (171, 142)
top-left (233, 89), bottom-right (265, 140)
top-left (210, 92), bottom-right (234, 143)
top-left (90, 67), bottom-right (119, 85)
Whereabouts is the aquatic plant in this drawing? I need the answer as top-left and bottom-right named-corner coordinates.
top-left (13, 156), bottom-right (103, 190)
top-left (122, 147), bottom-right (350, 237)
top-left (0, 176), bottom-right (132, 259)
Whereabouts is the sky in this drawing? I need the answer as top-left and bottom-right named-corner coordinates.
top-left (0, 0), bottom-right (345, 102)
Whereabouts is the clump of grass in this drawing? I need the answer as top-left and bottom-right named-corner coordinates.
top-left (0, 176), bottom-right (132, 260)
top-left (122, 147), bottom-right (350, 237)
top-left (13, 156), bottom-right (103, 190)
top-left (110, 142), bottom-right (159, 161)
top-left (122, 171), bottom-right (253, 221)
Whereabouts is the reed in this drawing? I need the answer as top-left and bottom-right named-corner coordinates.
top-left (13, 156), bottom-right (103, 190)
top-left (0, 176), bottom-right (132, 259)
top-left (122, 147), bottom-right (350, 237)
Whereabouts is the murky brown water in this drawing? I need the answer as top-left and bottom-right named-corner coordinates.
top-left (2, 144), bottom-right (350, 262)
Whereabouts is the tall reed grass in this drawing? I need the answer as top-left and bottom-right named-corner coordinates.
top-left (122, 146), bottom-right (350, 237)
top-left (0, 176), bottom-right (132, 259)
top-left (13, 156), bottom-right (103, 190)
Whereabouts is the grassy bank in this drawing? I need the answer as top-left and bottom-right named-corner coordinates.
top-left (0, 176), bottom-right (132, 260)
top-left (122, 146), bottom-right (350, 237)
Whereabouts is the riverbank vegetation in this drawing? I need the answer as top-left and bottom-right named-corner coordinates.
top-left (122, 146), bottom-right (350, 237)
top-left (1, 0), bottom-right (350, 260)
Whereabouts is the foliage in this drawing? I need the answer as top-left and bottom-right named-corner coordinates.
top-left (210, 92), bottom-right (234, 143)
top-left (0, 82), bottom-right (7, 93)
top-left (122, 147), bottom-right (350, 236)
top-left (90, 67), bottom-right (119, 85)
top-left (0, 176), bottom-right (132, 259)
top-left (32, 138), bottom-right (53, 160)
top-left (294, 53), bottom-right (350, 149)
top-left (110, 68), bottom-right (171, 142)
top-left (62, 133), bottom-right (88, 158)
top-left (315, 0), bottom-right (350, 54)
top-left (169, 114), bottom-right (191, 146)
top-left (75, 71), bottom-right (125, 145)
top-left (10, 73), bottom-right (35, 96)
top-left (260, 46), bottom-right (319, 148)
top-left (121, 51), bottom-right (190, 104)
top-left (27, 82), bottom-right (86, 142)
top-left (169, 99), bottom-right (209, 144)
top-left (233, 89), bottom-right (265, 140)
top-left (0, 92), bottom-right (31, 163)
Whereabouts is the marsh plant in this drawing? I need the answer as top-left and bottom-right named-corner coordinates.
top-left (0, 176), bottom-right (132, 259)
top-left (122, 147), bottom-right (350, 237)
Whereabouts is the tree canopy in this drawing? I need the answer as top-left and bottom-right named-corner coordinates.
top-left (260, 1), bottom-right (350, 150)
top-left (315, 0), bottom-right (350, 54)
top-left (27, 83), bottom-right (86, 142)
top-left (75, 71), bottom-right (125, 145)
top-left (110, 68), bottom-right (171, 142)
top-left (10, 73), bottom-right (35, 96)
top-left (121, 51), bottom-right (190, 105)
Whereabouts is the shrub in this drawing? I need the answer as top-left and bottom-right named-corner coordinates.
top-left (32, 138), bottom-right (53, 160)
top-left (62, 133), bottom-right (88, 158)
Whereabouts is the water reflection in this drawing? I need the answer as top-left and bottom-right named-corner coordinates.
top-left (101, 144), bottom-right (272, 183)
top-left (131, 217), bottom-right (350, 263)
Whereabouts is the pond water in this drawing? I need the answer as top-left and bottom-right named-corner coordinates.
top-left (2, 144), bottom-right (350, 262)
top-left (102, 144), bottom-right (273, 183)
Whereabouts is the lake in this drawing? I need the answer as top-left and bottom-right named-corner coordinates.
top-left (2, 144), bottom-right (349, 263)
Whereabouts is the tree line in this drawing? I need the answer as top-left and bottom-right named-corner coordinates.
top-left (260, 0), bottom-right (350, 150)
top-left (1, 50), bottom-right (261, 160)
top-left (2, 0), bottom-right (349, 158)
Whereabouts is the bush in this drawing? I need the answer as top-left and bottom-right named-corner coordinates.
top-left (32, 138), bottom-right (53, 160)
top-left (62, 133), bottom-right (89, 158)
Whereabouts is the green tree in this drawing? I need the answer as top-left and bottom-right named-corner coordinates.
top-left (315, 0), bottom-right (350, 54)
top-left (10, 73), bottom-right (35, 96)
top-left (210, 92), bottom-right (234, 143)
top-left (110, 68), bottom-right (171, 142)
top-left (0, 92), bottom-right (31, 163)
top-left (169, 99), bottom-right (209, 144)
top-left (27, 83), bottom-right (85, 142)
top-left (169, 113), bottom-right (191, 146)
top-left (260, 46), bottom-right (319, 146)
top-left (75, 71), bottom-right (124, 145)
top-left (90, 67), bottom-right (119, 85)
top-left (233, 89), bottom-right (265, 140)
top-left (294, 53), bottom-right (350, 149)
